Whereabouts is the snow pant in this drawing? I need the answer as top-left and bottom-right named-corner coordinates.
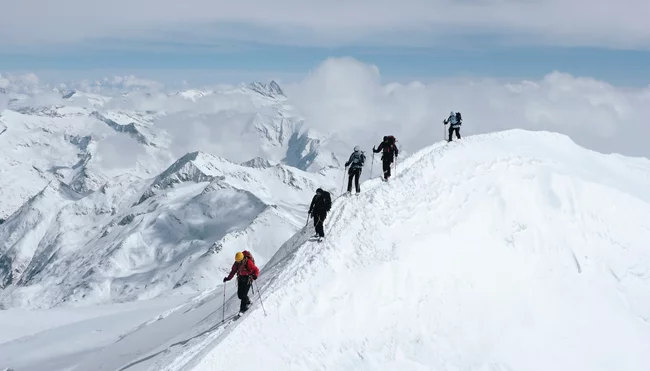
top-left (448, 126), bottom-right (461, 141)
top-left (347, 167), bottom-right (361, 193)
top-left (382, 158), bottom-right (393, 179)
top-left (237, 275), bottom-right (252, 312)
top-left (313, 211), bottom-right (327, 237)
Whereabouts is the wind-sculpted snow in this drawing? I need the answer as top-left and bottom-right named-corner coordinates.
top-left (0, 150), bottom-right (337, 309)
top-left (187, 129), bottom-right (650, 371)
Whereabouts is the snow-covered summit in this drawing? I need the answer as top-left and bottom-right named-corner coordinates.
top-left (247, 80), bottom-right (285, 98)
top-left (241, 157), bottom-right (275, 169)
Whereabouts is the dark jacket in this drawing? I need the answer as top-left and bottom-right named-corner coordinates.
top-left (309, 189), bottom-right (331, 215)
top-left (373, 140), bottom-right (398, 162)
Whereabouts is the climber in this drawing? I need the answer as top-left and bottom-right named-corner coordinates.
top-left (443, 111), bottom-right (462, 142)
top-left (372, 136), bottom-right (398, 181)
top-left (308, 188), bottom-right (331, 240)
top-left (344, 145), bottom-right (366, 194)
top-left (223, 250), bottom-right (259, 313)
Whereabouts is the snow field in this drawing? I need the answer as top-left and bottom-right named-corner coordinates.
top-left (191, 130), bottom-right (650, 371)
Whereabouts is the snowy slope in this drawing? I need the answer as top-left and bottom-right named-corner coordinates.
top-left (18, 129), bottom-right (649, 371)
top-left (184, 130), bottom-right (650, 371)
top-left (0, 150), bottom-right (339, 309)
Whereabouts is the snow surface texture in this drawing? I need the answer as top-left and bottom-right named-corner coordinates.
top-left (0, 80), bottom-right (346, 220)
top-left (186, 130), bottom-right (650, 371)
top-left (0, 149), bottom-right (339, 309)
top-left (9, 129), bottom-right (647, 371)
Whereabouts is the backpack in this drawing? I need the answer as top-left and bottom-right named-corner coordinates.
top-left (242, 250), bottom-right (255, 264)
top-left (455, 112), bottom-right (462, 125)
top-left (350, 151), bottom-right (365, 167)
top-left (317, 190), bottom-right (332, 212)
top-left (383, 136), bottom-right (397, 154)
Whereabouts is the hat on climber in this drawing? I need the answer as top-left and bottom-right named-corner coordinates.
top-left (235, 252), bottom-right (244, 262)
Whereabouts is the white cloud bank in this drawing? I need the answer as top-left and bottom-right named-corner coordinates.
top-left (1, 0), bottom-right (650, 49)
top-left (2, 57), bottom-right (649, 164)
top-left (283, 58), bottom-right (650, 159)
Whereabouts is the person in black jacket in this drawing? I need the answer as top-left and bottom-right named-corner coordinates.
top-left (308, 188), bottom-right (331, 240)
top-left (372, 136), bottom-right (398, 181)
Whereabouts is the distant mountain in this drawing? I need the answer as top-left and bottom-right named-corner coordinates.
top-left (0, 79), bottom-right (347, 220)
top-left (0, 150), bottom-right (339, 309)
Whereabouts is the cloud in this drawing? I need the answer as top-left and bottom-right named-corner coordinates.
top-left (4, 58), bottom-right (650, 176)
top-left (283, 57), bottom-right (650, 159)
top-left (94, 131), bottom-right (148, 170)
top-left (1, 0), bottom-right (649, 49)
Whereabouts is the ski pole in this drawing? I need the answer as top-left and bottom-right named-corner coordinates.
top-left (443, 122), bottom-right (447, 142)
top-left (254, 280), bottom-right (267, 316)
top-left (222, 282), bottom-right (226, 323)
top-left (340, 168), bottom-right (347, 194)
top-left (370, 153), bottom-right (374, 179)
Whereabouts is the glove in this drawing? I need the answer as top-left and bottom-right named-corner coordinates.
top-left (223, 277), bottom-right (228, 282)
top-left (373, 146), bottom-right (376, 151)
top-left (252, 274), bottom-right (258, 280)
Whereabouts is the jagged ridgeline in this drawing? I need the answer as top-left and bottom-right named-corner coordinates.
top-left (0, 80), bottom-right (348, 309)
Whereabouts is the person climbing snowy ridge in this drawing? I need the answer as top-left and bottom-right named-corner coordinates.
top-left (308, 188), bottom-right (331, 241)
top-left (443, 111), bottom-right (462, 142)
top-left (223, 250), bottom-right (259, 314)
top-left (344, 145), bottom-right (366, 194)
top-left (372, 136), bottom-right (398, 181)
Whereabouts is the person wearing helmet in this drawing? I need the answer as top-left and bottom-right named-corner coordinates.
top-left (344, 145), bottom-right (366, 194)
top-left (308, 187), bottom-right (331, 241)
top-left (443, 111), bottom-right (462, 142)
top-left (223, 250), bottom-right (259, 313)
top-left (372, 136), bottom-right (398, 181)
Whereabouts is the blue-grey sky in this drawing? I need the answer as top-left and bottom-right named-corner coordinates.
top-left (1, 0), bottom-right (649, 85)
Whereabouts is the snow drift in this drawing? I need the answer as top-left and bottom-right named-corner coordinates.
top-left (187, 129), bottom-right (650, 371)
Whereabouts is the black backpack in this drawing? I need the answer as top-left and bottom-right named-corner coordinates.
top-left (455, 112), bottom-right (462, 124)
top-left (383, 136), bottom-right (397, 154)
top-left (313, 189), bottom-right (332, 212)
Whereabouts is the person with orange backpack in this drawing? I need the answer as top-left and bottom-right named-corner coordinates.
top-left (223, 250), bottom-right (259, 313)
top-left (372, 135), bottom-right (398, 181)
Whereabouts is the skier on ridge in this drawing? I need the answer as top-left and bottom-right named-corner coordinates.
top-left (344, 145), bottom-right (366, 194)
top-left (443, 111), bottom-right (462, 142)
top-left (223, 250), bottom-right (259, 314)
top-left (372, 136), bottom-right (398, 181)
top-left (308, 188), bottom-right (331, 241)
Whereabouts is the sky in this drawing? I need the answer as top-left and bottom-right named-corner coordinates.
top-left (1, 0), bottom-right (650, 86)
top-left (1, 0), bottom-right (650, 165)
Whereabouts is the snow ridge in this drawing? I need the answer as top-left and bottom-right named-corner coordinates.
top-left (189, 129), bottom-right (650, 371)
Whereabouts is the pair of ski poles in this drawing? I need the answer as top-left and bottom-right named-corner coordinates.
top-left (222, 278), bottom-right (267, 323)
